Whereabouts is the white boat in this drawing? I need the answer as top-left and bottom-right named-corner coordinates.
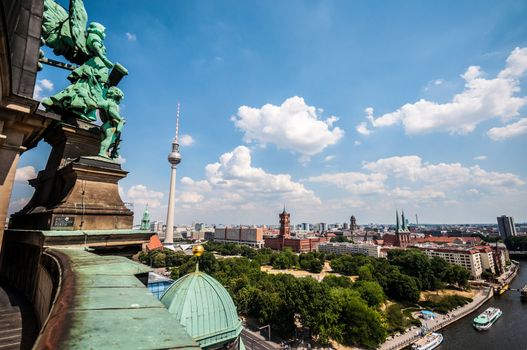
top-left (411, 332), bottom-right (443, 350)
top-left (472, 307), bottom-right (502, 330)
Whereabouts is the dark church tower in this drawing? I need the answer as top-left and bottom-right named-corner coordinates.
top-left (279, 208), bottom-right (291, 238)
top-left (350, 215), bottom-right (357, 232)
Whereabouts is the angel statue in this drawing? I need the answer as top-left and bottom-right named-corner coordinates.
top-left (98, 87), bottom-right (125, 159)
top-left (40, 0), bottom-right (126, 123)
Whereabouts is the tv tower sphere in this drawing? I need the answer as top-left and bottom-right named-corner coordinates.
top-left (168, 140), bottom-right (181, 166)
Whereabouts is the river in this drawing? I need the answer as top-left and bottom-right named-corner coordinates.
top-left (438, 259), bottom-right (527, 350)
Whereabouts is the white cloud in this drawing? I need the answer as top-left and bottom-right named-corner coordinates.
top-left (354, 140), bottom-right (361, 146)
top-left (424, 78), bottom-right (446, 91)
top-left (324, 155), bottom-right (335, 162)
top-left (309, 172), bottom-right (387, 195)
top-left (487, 118), bottom-right (527, 140)
top-left (180, 145), bottom-right (320, 212)
top-left (232, 96), bottom-right (344, 159)
top-left (8, 197), bottom-right (29, 214)
top-left (356, 122), bottom-right (372, 136)
top-left (177, 192), bottom-right (204, 204)
top-left (126, 184), bottom-right (164, 208)
top-left (309, 155), bottom-right (525, 205)
top-left (125, 32), bottom-right (137, 42)
top-left (362, 155), bottom-right (524, 190)
top-left (390, 187), bottom-right (446, 201)
top-left (366, 47), bottom-right (527, 136)
top-left (179, 134), bottom-right (195, 146)
top-left (15, 166), bottom-right (36, 182)
top-left (473, 155), bottom-right (487, 161)
top-left (33, 79), bottom-right (54, 100)
top-left (466, 188), bottom-right (480, 196)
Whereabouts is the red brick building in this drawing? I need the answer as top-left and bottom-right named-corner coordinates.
top-left (264, 209), bottom-right (327, 253)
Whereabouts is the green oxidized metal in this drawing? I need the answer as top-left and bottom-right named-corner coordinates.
top-left (41, 0), bottom-right (128, 160)
top-left (140, 205), bottom-right (151, 230)
top-left (44, 248), bottom-right (200, 350)
top-left (160, 271), bottom-right (243, 349)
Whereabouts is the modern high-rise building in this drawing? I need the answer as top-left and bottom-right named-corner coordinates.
top-left (497, 215), bottom-right (517, 241)
top-left (164, 104), bottom-right (182, 245)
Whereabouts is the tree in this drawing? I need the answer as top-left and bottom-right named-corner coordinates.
top-left (299, 252), bottom-right (324, 273)
top-left (322, 275), bottom-right (354, 289)
top-left (357, 263), bottom-right (375, 281)
top-left (388, 249), bottom-right (433, 290)
top-left (353, 281), bottom-right (386, 308)
top-left (295, 278), bottom-right (336, 344)
top-left (445, 264), bottom-right (470, 288)
top-left (330, 254), bottom-right (372, 276)
top-left (481, 269), bottom-right (494, 281)
top-left (328, 288), bottom-right (387, 349)
top-left (330, 235), bottom-right (351, 243)
top-left (152, 252), bottom-right (166, 267)
top-left (386, 270), bottom-right (420, 303)
top-left (271, 248), bottom-right (298, 269)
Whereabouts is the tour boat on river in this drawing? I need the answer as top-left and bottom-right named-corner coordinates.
top-left (472, 307), bottom-right (502, 330)
top-left (411, 332), bottom-right (443, 350)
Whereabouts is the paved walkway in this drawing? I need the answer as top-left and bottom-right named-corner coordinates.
top-left (380, 287), bottom-right (493, 350)
top-left (0, 284), bottom-right (38, 350)
top-left (241, 328), bottom-right (280, 350)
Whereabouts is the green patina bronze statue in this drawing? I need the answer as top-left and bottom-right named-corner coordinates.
top-left (98, 87), bottom-right (125, 159)
top-left (40, 0), bottom-right (128, 160)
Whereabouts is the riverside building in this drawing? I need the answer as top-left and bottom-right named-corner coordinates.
top-left (414, 244), bottom-right (484, 279)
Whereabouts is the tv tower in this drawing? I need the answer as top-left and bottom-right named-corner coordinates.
top-left (164, 103), bottom-right (182, 245)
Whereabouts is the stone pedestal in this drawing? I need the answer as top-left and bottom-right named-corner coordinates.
top-left (9, 119), bottom-right (133, 231)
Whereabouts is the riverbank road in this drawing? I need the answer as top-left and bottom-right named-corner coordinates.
top-left (380, 287), bottom-right (492, 350)
top-left (241, 328), bottom-right (281, 350)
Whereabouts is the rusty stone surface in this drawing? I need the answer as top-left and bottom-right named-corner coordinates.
top-left (9, 120), bottom-right (133, 231)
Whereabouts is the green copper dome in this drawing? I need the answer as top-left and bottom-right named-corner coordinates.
top-left (160, 271), bottom-right (243, 349)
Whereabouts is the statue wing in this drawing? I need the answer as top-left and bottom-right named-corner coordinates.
top-left (41, 0), bottom-right (90, 64)
top-left (68, 0), bottom-right (89, 56)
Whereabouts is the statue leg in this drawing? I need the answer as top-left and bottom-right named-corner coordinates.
top-left (98, 122), bottom-right (115, 158)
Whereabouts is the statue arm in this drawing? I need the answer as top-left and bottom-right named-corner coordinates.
top-left (91, 41), bottom-right (114, 68)
top-left (108, 104), bottom-right (124, 124)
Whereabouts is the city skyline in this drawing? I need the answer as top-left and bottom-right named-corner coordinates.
top-left (10, 0), bottom-right (527, 225)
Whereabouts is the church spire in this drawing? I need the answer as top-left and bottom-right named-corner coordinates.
top-left (140, 204), bottom-right (150, 230)
top-left (401, 209), bottom-right (407, 231)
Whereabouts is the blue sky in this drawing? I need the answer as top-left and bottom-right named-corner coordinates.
top-left (12, 0), bottom-right (527, 225)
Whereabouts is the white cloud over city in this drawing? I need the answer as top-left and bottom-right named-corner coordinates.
top-left (361, 47), bottom-right (527, 138)
top-left (309, 155), bottom-right (525, 205)
top-left (232, 96), bottom-right (344, 159)
top-left (126, 184), bottom-right (164, 208)
top-left (178, 145), bottom-right (320, 215)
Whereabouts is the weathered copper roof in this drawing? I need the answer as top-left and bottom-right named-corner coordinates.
top-left (37, 248), bottom-right (200, 350)
top-left (160, 271), bottom-right (242, 349)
